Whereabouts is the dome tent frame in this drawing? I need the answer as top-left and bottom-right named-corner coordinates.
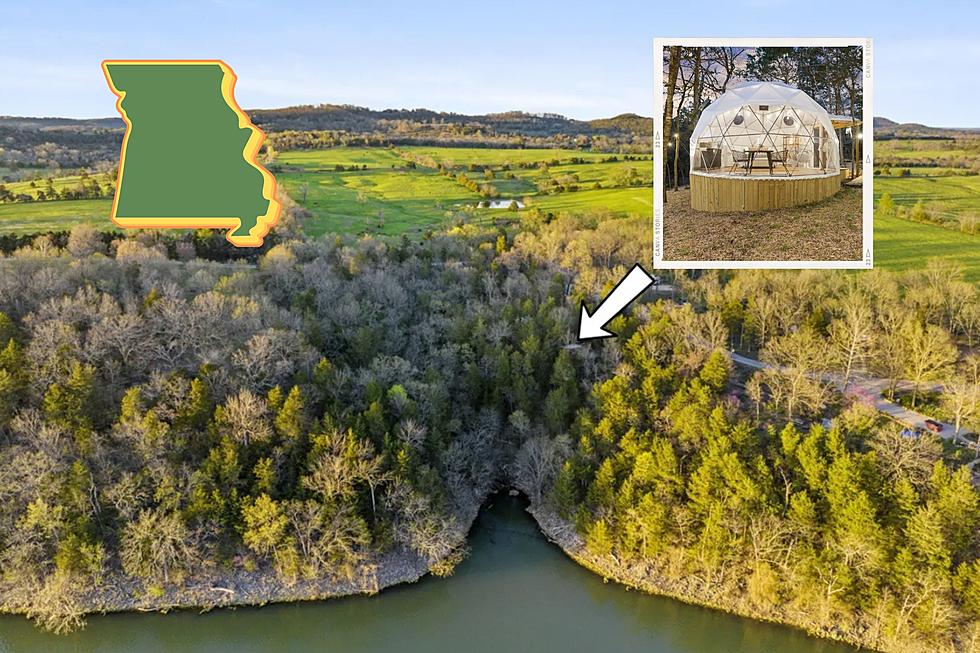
top-left (689, 81), bottom-right (840, 177)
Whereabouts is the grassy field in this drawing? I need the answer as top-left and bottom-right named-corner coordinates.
top-left (0, 199), bottom-right (112, 234)
top-left (876, 138), bottom-right (962, 159)
top-left (0, 146), bottom-right (653, 237)
top-left (874, 172), bottom-right (980, 219)
top-left (530, 187), bottom-right (652, 214)
top-left (0, 146), bottom-right (975, 284)
top-left (3, 172), bottom-right (114, 197)
top-left (276, 146), bottom-right (652, 235)
top-left (875, 211), bottom-right (980, 282)
top-left (277, 148), bottom-right (405, 169)
top-left (875, 136), bottom-right (980, 221)
top-left (401, 146), bottom-right (616, 166)
top-left (276, 148), bottom-right (483, 236)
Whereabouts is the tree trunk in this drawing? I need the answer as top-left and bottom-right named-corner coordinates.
top-left (683, 48), bottom-right (703, 190)
top-left (663, 47), bottom-right (681, 202)
top-left (691, 48), bottom-right (704, 115)
top-left (848, 85), bottom-right (858, 178)
top-left (842, 342), bottom-right (855, 390)
top-left (673, 134), bottom-right (680, 191)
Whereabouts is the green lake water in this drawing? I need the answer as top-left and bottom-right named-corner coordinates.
top-left (0, 495), bottom-right (862, 653)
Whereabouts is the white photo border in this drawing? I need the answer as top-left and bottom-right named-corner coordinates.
top-left (653, 37), bottom-right (873, 270)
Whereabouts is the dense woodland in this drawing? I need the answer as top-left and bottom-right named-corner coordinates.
top-left (0, 119), bottom-right (123, 172)
top-left (0, 214), bottom-right (617, 632)
top-left (254, 105), bottom-right (651, 152)
top-left (530, 262), bottom-right (980, 651)
top-left (0, 210), bottom-right (975, 653)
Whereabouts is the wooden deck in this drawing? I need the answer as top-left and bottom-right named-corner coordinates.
top-left (709, 166), bottom-right (825, 178)
top-left (690, 170), bottom-right (844, 212)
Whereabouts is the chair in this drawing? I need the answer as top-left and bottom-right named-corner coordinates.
top-left (769, 149), bottom-right (792, 176)
top-left (698, 146), bottom-right (721, 171)
top-left (729, 150), bottom-right (750, 175)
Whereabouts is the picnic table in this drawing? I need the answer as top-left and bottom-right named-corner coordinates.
top-left (746, 148), bottom-right (774, 174)
top-left (742, 148), bottom-right (792, 176)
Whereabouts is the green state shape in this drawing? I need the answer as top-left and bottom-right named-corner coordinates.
top-left (105, 63), bottom-right (269, 238)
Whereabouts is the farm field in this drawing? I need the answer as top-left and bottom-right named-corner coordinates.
top-left (276, 148), bottom-right (482, 236)
top-left (276, 146), bottom-right (653, 235)
top-left (0, 198), bottom-right (112, 234)
top-left (874, 136), bottom-right (980, 223)
top-left (0, 147), bottom-right (654, 237)
top-left (876, 138), bottom-right (965, 159)
top-left (874, 210), bottom-right (980, 282)
top-left (402, 146), bottom-right (616, 166)
top-left (414, 147), bottom-right (651, 200)
top-left (530, 186), bottom-right (651, 214)
top-left (874, 172), bottom-right (980, 219)
top-left (2, 171), bottom-right (115, 199)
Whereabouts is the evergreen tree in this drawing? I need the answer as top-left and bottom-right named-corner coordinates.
top-left (43, 361), bottom-right (97, 449)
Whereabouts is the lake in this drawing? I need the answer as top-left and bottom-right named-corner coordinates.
top-left (0, 495), bottom-right (862, 653)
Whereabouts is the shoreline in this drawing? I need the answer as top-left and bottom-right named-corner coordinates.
top-left (0, 498), bottom-right (483, 629)
top-left (1, 491), bottom-right (966, 653)
top-left (523, 503), bottom-right (960, 653)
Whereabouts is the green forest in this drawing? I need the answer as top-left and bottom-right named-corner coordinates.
top-left (0, 211), bottom-right (975, 653)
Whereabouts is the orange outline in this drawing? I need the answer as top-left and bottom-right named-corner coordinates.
top-left (101, 59), bottom-right (281, 247)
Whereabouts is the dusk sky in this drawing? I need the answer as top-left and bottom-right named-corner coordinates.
top-left (0, 0), bottom-right (976, 126)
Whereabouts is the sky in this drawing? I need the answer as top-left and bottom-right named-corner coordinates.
top-left (1, 0), bottom-right (978, 126)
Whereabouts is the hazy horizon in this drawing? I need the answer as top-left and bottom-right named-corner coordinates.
top-left (3, 0), bottom-right (980, 127)
top-left (4, 107), bottom-right (969, 132)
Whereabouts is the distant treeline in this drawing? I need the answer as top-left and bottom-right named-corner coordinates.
top-left (0, 124), bottom-right (123, 171)
top-left (875, 135), bottom-right (957, 142)
top-left (876, 136), bottom-right (980, 172)
top-left (265, 129), bottom-right (649, 154)
top-left (250, 104), bottom-right (651, 139)
top-left (0, 225), bottom-right (288, 262)
top-left (0, 105), bottom-right (654, 173)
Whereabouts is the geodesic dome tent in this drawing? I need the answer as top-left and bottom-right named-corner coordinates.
top-left (689, 81), bottom-right (840, 177)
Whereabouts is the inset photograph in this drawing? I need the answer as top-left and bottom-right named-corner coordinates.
top-left (654, 39), bottom-right (872, 267)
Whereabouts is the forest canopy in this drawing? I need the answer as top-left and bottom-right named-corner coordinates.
top-left (0, 213), bottom-right (976, 653)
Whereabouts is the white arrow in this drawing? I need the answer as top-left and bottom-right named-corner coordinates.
top-left (578, 264), bottom-right (656, 340)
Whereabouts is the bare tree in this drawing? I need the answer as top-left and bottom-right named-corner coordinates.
top-left (120, 508), bottom-right (196, 584)
top-left (899, 320), bottom-right (957, 408)
top-left (513, 434), bottom-right (570, 503)
top-left (942, 370), bottom-right (979, 437)
top-left (762, 328), bottom-right (832, 420)
top-left (869, 427), bottom-right (943, 488)
top-left (216, 389), bottom-right (271, 448)
top-left (829, 291), bottom-right (875, 389)
top-left (662, 46), bottom-right (681, 201)
top-left (66, 225), bottom-right (106, 258)
top-left (704, 47), bottom-right (747, 95)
